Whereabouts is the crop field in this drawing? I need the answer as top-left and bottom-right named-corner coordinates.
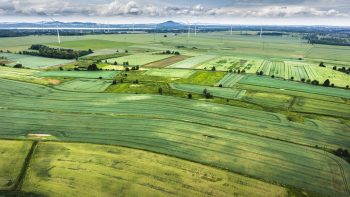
top-left (292, 97), bottom-right (350, 118)
top-left (167, 55), bottom-right (217, 69)
top-left (0, 53), bottom-right (72, 68)
top-left (54, 79), bottom-right (112, 92)
top-left (176, 71), bottom-right (226, 86)
top-left (216, 73), bottom-right (246, 87)
top-left (143, 55), bottom-right (191, 68)
top-left (0, 79), bottom-right (350, 196)
top-left (144, 69), bottom-right (196, 78)
top-left (0, 32), bottom-right (350, 197)
top-left (0, 66), bottom-right (60, 85)
top-left (239, 75), bottom-right (350, 98)
top-left (37, 71), bottom-right (118, 79)
top-left (197, 56), bottom-right (263, 73)
top-left (0, 140), bottom-right (31, 190)
top-left (49, 39), bottom-right (133, 50)
top-left (22, 141), bottom-right (287, 197)
top-left (107, 53), bottom-right (173, 66)
top-left (170, 83), bottom-right (246, 100)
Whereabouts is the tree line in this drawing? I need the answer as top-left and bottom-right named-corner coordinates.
top-left (22, 45), bottom-right (93, 60)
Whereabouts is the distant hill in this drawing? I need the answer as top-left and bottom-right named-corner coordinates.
top-left (158, 21), bottom-right (184, 28)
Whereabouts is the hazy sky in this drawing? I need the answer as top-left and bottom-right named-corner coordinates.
top-left (1, 0), bottom-right (350, 26)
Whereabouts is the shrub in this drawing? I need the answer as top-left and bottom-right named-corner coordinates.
top-left (112, 79), bottom-right (117, 85)
top-left (158, 87), bottom-right (163, 95)
top-left (219, 84), bottom-right (223, 88)
top-left (323, 79), bottom-right (330, 87)
top-left (13, 64), bottom-right (23, 68)
top-left (301, 78), bottom-right (305, 82)
top-left (188, 93), bottom-right (192, 99)
top-left (271, 75), bottom-right (275, 78)
top-left (211, 66), bottom-right (216, 71)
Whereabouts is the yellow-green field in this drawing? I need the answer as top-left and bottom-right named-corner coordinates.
top-left (0, 32), bottom-right (349, 197)
top-left (22, 142), bottom-right (288, 197)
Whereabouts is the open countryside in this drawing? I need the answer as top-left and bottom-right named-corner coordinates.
top-left (0, 1), bottom-right (350, 197)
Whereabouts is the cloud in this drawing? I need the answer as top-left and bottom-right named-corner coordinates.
top-left (0, 0), bottom-right (348, 18)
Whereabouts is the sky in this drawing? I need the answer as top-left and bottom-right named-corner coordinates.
top-left (0, 0), bottom-right (350, 26)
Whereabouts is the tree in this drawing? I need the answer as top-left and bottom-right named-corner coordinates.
top-left (301, 78), bottom-right (306, 82)
top-left (13, 64), bottom-right (23, 68)
top-left (271, 75), bottom-right (275, 78)
top-left (319, 62), bottom-right (325, 67)
top-left (87, 64), bottom-right (98, 71)
top-left (133, 79), bottom-right (139, 84)
top-left (290, 76), bottom-right (294, 81)
top-left (114, 61), bottom-right (117, 65)
top-left (306, 79), bottom-right (311, 83)
top-left (333, 66), bottom-right (337, 70)
top-left (331, 83), bottom-right (335, 87)
top-left (219, 84), bottom-right (223, 88)
top-left (158, 87), bottom-right (163, 95)
top-left (323, 79), bottom-right (330, 87)
top-left (211, 66), bottom-right (216, 71)
top-left (59, 67), bottom-right (63, 71)
top-left (259, 71), bottom-right (264, 76)
top-left (203, 88), bottom-right (207, 95)
top-left (188, 93), bottom-right (192, 99)
top-left (346, 85), bottom-right (349, 89)
top-left (125, 67), bottom-right (130, 71)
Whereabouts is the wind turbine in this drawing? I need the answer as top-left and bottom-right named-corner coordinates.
top-left (49, 17), bottom-right (61, 44)
top-left (260, 26), bottom-right (263, 38)
top-left (230, 25), bottom-right (233, 35)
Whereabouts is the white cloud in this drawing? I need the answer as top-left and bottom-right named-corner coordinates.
top-left (0, 0), bottom-right (348, 18)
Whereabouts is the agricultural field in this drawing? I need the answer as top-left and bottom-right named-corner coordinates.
top-left (0, 31), bottom-right (350, 197)
top-left (54, 79), bottom-right (112, 92)
top-left (143, 55), bottom-right (190, 68)
top-left (170, 83), bottom-right (246, 100)
top-left (197, 56), bottom-right (263, 73)
top-left (216, 73), bottom-right (246, 87)
top-left (167, 55), bottom-right (217, 69)
top-left (0, 79), bottom-right (350, 197)
top-left (49, 39), bottom-right (133, 50)
top-left (176, 70), bottom-right (226, 86)
top-left (22, 142), bottom-right (287, 197)
top-left (106, 53), bottom-right (173, 66)
top-left (255, 60), bottom-right (350, 87)
top-left (37, 71), bottom-right (118, 79)
top-left (0, 140), bottom-right (32, 190)
top-left (0, 52), bottom-right (72, 68)
top-left (0, 66), bottom-right (60, 85)
top-left (144, 69), bottom-right (196, 78)
top-left (239, 75), bottom-right (350, 98)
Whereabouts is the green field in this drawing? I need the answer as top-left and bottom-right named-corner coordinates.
top-left (0, 79), bottom-right (349, 196)
top-left (49, 39), bottom-right (133, 50)
top-left (170, 83), bottom-right (246, 99)
top-left (167, 55), bottom-right (217, 69)
top-left (107, 53), bottom-right (173, 66)
top-left (239, 75), bottom-right (350, 98)
top-left (144, 69), bottom-right (196, 78)
top-left (216, 73), bottom-right (246, 87)
top-left (22, 141), bottom-right (288, 197)
top-left (0, 66), bottom-right (60, 85)
top-left (0, 140), bottom-right (31, 190)
top-left (0, 53), bottom-right (72, 68)
top-left (54, 79), bottom-right (112, 92)
top-left (0, 32), bottom-right (350, 197)
top-left (38, 71), bottom-right (118, 79)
